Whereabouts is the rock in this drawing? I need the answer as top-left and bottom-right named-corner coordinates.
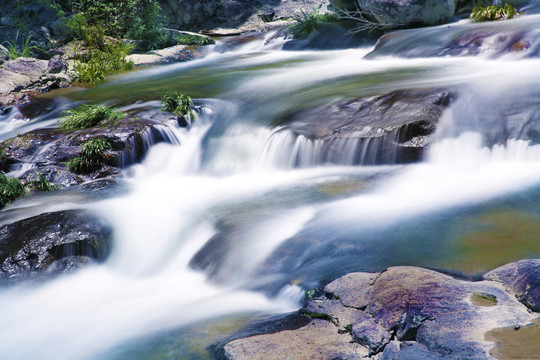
top-left (276, 88), bottom-right (455, 165)
top-left (1, 114), bottom-right (177, 186)
top-left (282, 23), bottom-right (368, 51)
top-left (47, 55), bottom-right (67, 73)
top-left (367, 15), bottom-right (540, 59)
top-left (351, 317), bottom-right (392, 355)
top-left (0, 210), bottom-right (112, 278)
top-left (126, 44), bottom-right (196, 66)
top-left (223, 319), bottom-right (369, 360)
top-left (0, 56), bottom-right (76, 107)
top-left (0, 44), bottom-right (8, 64)
top-left (3, 57), bottom-right (49, 77)
top-left (356, 0), bottom-right (456, 28)
top-left (484, 259), bottom-right (540, 312)
top-left (219, 265), bottom-right (535, 360)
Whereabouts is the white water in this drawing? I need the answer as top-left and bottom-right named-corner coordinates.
top-left (2, 15), bottom-right (540, 359)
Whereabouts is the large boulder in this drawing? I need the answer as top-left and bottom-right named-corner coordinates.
top-left (220, 264), bottom-right (537, 360)
top-left (1, 114), bottom-right (178, 186)
top-left (0, 57), bottom-right (75, 106)
top-left (356, 0), bottom-right (457, 28)
top-left (270, 88), bottom-right (455, 166)
top-left (0, 210), bottom-right (112, 278)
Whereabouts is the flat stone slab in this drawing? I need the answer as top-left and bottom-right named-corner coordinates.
top-left (221, 262), bottom-right (538, 360)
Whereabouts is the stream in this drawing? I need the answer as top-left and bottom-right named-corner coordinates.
top-left (2, 14), bottom-right (540, 359)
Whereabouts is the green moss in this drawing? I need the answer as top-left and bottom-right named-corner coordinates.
top-left (302, 311), bottom-right (334, 323)
top-left (0, 173), bottom-right (25, 209)
top-left (66, 137), bottom-right (111, 174)
top-left (470, 3), bottom-right (517, 22)
top-left (61, 104), bottom-right (125, 129)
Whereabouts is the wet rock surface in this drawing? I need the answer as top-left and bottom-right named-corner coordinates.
top-left (1, 114), bottom-right (176, 187)
top-left (367, 17), bottom-right (540, 59)
top-left (0, 210), bottom-right (112, 278)
top-left (278, 88), bottom-right (455, 165)
top-left (220, 263), bottom-right (537, 360)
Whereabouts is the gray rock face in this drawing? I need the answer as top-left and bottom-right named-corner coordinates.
top-left (0, 210), bottom-right (112, 278)
top-left (356, 0), bottom-right (456, 27)
top-left (0, 56), bottom-right (75, 106)
top-left (278, 88), bottom-right (455, 165)
top-left (484, 259), bottom-right (540, 312)
top-left (221, 264), bottom-right (536, 360)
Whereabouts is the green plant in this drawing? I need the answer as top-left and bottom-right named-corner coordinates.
top-left (28, 172), bottom-right (60, 192)
top-left (67, 138), bottom-right (111, 174)
top-left (61, 104), bottom-right (125, 129)
top-left (175, 34), bottom-right (215, 46)
top-left (0, 172), bottom-right (25, 209)
top-left (161, 93), bottom-right (195, 119)
top-left (289, 6), bottom-right (340, 39)
top-left (470, 3), bottom-right (517, 22)
top-left (3, 31), bottom-right (41, 59)
top-left (74, 41), bottom-right (134, 84)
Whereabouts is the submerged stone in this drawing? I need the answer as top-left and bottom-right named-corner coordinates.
top-left (0, 210), bottom-right (112, 278)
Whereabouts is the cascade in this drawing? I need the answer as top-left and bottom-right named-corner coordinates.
top-left (0, 13), bottom-right (540, 360)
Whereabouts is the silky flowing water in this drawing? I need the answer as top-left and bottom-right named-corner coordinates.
top-left (2, 15), bottom-right (540, 359)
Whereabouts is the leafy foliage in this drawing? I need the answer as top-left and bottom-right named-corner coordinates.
top-left (28, 172), bottom-right (59, 192)
top-left (61, 104), bottom-right (125, 129)
top-left (175, 34), bottom-right (215, 46)
top-left (0, 173), bottom-right (25, 209)
top-left (61, 0), bottom-right (165, 41)
top-left (470, 3), bottom-right (517, 22)
top-left (73, 41), bottom-right (134, 84)
top-left (289, 7), bottom-right (340, 39)
top-left (67, 138), bottom-right (111, 174)
top-left (162, 93), bottom-right (195, 119)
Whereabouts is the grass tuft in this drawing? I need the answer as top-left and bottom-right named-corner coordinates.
top-left (61, 104), bottom-right (125, 130)
top-left (175, 34), bottom-right (215, 46)
top-left (470, 3), bottom-right (517, 22)
top-left (28, 172), bottom-right (60, 192)
top-left (67, 138), bottom-right (111, 174)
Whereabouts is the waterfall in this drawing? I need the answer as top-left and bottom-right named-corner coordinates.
top-left (1, 13), bottom-right (540, 360)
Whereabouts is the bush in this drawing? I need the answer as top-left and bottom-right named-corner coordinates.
top-left (67, 138), bottom-right (111, 174)
top-left (73, 41), bottom-right (134, 84)
top-left (162, 93), bottom-right (195, 119)
top-left (470, 3), bottom-right (517, 22)
top-left (61, 0), bottom-right (164, 40)
top-left (61, 104), bottom-right (125, 129)
top-left (0, 173), bottom-right (25, 209)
